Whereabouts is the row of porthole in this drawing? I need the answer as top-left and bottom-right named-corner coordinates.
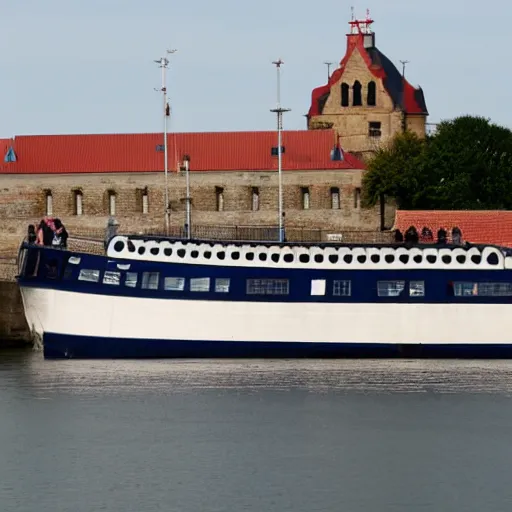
top-left (115, 241), bottom-right (497, 265)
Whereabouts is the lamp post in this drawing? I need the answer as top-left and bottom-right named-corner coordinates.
top-left (270, 59), bottom-right (291, 243)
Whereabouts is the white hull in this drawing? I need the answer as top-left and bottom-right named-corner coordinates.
top-left (19, 286), bottom-right (512, 346)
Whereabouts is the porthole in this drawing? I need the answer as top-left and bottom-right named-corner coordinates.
top-left (357, 255), bottom-right (366, 263)
top-left (299, 254), bottom-right (310, 263)
top-left (164, 248), bottom-right (172, 257)
top-left (370, 254), bottom-right (380, 263)
top-left (127, 241), bottom-right (136, 253)
top-left (471, 255), bottom-right (481, 264)
top-left (177, 249), bottom-right (186, 258)
top-left (203, 251), bottom-right (212, 259)
top-left (231, 251), bottom-right (240, 260)
top-left (487, 252), bottom-right (499, 265)
top-left (314, 254), bottom-right (324, 263)
top-left (246, 252), bottom-right (254, 261)
top-left (385, 255), bottom-right (395, 263)
top-left (426, 255), bottom-right (436, 264)
top-left (113, 241), bottom-right (124, 252)
top-left (259, 252), bottom-right (267, 261)
top-left (191, 250), bottom-right (199, 258)
top-left (456, 255), bottom-right (466, 264)
top-left (400, 255), bottom-right (410, 264)
top-left (413, 255), bottom-right (422, 264)
top-left (343, 254), bottom-right (353, 264)
top-left (271, 253), bottom-right (280, 263)
top-left (138, 246), bottom-right (146, 255)
top-left (329, 255), bottom-right (339, 264)
top-left (441, 255), bottom-right (452, 264)
top-left (283, 254), bottom-right (294, 263)
top-left (217, 251), bottom-right (226, 260)
top-left (150, 247), bottom-right (159, 256)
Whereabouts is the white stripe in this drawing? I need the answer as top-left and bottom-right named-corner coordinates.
top-left (20, 287), bottom-right (512, 345)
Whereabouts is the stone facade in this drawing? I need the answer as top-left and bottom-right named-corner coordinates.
top-left (0, 170), bottom-right (389, 256)
top-left (309, 48), bottom-right (404, 160)
top-left (307, 17), bottom-right (428, 161)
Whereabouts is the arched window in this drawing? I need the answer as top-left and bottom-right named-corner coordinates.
top-left (215, 187), bottom-right (224, 212)
top-left (251, 187), bottom-right (259, 211)
top-left (330, 187), bottom-right (340, 209)
top-left (341, 83), bottom-right (349, 107)
top-left (44, 190), bottom-right (53, 216)
top-left (108, 190), bottom-right (116, 216)
top-left (73, 190), bottom-right (83, 216)
top-left (142, 187), bottom-right (149, 214)
top-left (301, 187), bottom-right (310, 210)
top-left (352, 81), bottom-right (362, 106)
top-left (367, 81), bottom-right (376, 106)
top-left (354, 188), bottom-right (361, 209)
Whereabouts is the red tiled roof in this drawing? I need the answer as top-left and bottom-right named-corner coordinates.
top-left (0, 130), bottom-right (364, 174)
top-left (394, 210), bottom-right (512, 247)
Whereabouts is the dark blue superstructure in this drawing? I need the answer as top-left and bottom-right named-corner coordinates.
top-left (17, 242), bottom-right (512, 304)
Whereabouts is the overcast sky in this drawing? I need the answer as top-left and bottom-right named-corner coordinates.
top-left (0, 0), bottom-right (507, 137)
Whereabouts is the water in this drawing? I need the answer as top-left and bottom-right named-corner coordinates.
top-left (2, 350), bottom-right (512, 511)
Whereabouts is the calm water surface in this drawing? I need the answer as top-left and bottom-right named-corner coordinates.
top-left (2, 348), bottom-right (512, 511)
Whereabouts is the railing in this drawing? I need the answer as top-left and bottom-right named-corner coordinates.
top-left (121, 225), bottom-right (394, 244)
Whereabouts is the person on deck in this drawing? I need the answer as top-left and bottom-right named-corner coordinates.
top-left (52, 219), bottom-right (68, 249)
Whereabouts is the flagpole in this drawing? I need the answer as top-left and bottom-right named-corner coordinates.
top-left (155, 49), bottom-right (176, 236)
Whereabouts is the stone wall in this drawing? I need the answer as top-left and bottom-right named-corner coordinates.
top-left (0, 170), bottom-right (387, 256)
top-left (0, 259), bottom-right (30, 346)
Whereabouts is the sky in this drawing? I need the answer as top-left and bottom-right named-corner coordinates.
top-left (0, 0), bottom-right (509, 137)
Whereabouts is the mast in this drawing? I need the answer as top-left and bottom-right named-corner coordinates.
top-left (155, 49), bottom-right (177, 235)
top-left (270, 59), bottom-right (290, 243)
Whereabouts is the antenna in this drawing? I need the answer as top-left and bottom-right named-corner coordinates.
top-left (399, 60), bottom-right (409, 133)
top-left (270, 59), bottom-right (291, 243)
top-left (324, 61), bottom-right (333, 81)
top-left (399, 59), bottom-right (409, 79)
top-left (155, 49), bottom-right (177, 236)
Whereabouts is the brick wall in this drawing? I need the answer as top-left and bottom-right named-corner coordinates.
top-left (0, 170), bottom-right (386, 256)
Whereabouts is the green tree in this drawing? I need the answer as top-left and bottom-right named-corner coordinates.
top-left (362, 115), bottom-right (512, 210)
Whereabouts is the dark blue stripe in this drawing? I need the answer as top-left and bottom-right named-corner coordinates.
top-left (43, 333), bottom-right (512, 359)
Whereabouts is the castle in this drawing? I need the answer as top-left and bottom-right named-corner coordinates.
top-left (307, 12), bottom-right (428, 160)
top-left (0, 14), bottom-right (427, 255)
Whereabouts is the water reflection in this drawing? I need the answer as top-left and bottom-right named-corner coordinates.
top-left (3, 348), bottom-right (512, 396)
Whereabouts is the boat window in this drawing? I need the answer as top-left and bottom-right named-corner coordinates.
top-left (333, 280), bottom-right (351, 297)
top-left (164, 277), bottom-right (185, 291)
top-left (125, 272), bottom-right (138, 288)
top-left (103, 271), bottom-right (121, 286)
top-left (215, 278), bottom-right (230, 293)
top-left (63, 264), bottom-right (74, 281)
top-left (453, 282), bottom-right (512, 297)
top-left (68, 256), bottom-right (81, 265)
top-left (190, 277), bottom-right (210, 292)
top-left (311, 279), bottom-right (326, 296)
top-left (246, 279), bottom-right (289, 295)
top-left (409, 281), bottom-right (425, 297)
top-left (141, 272), bottom-right (160, 290)
top-left (78, 269), bottom-right (100, 283)
top-left (377, 280), bottom-right (405, 297)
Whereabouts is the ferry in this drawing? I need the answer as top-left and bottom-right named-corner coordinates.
top-left (15, 235), bottom-right (512, 359)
